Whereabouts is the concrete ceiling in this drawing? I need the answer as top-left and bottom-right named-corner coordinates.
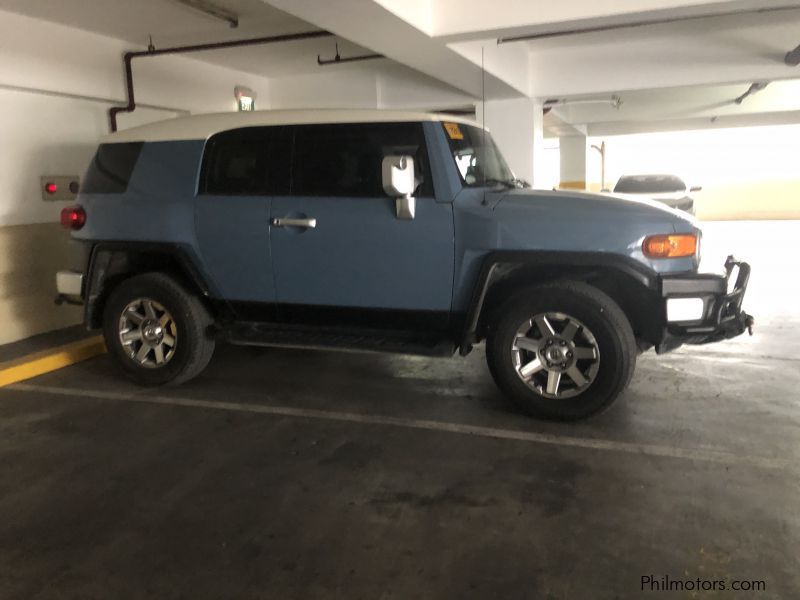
top-left (386, 0), bottom-right (795, 41)
top-left (0, 0), bottom-right (378, 77)
top-left (544, 78), bottom-right (800, 137)
top-left (522, 5), bottom-right (800, 97)
top-left (2, 0), bottom-right (800, 133)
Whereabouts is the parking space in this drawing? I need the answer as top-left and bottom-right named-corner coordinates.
top-left (3, 1), bottom-right (800, 595)
top-left (1, 224), bottom-right (798, 599)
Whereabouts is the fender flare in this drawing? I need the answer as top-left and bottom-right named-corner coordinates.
top-left (83, 241), bottom-right (219, 328)
top-left (459, 250), bottom-right (660, 354)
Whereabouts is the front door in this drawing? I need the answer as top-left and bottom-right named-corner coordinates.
top-left (270, 122), bottom-right (455, 331)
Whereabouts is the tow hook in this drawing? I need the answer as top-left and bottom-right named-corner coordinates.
top-left (745, 313), bottom-right (755, 336)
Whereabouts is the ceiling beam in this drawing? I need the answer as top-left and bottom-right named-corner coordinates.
top-left (261, 0), bottom-right (526, 99)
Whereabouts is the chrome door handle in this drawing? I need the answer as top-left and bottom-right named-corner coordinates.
top-left (271, 217), bottom-right (317, 229)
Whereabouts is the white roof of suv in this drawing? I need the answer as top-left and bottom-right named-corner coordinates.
top-left (105, 109), bottom-right (482, 143)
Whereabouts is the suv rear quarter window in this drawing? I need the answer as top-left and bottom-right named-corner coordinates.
top-left (81, 142), bottom-right (143, 194)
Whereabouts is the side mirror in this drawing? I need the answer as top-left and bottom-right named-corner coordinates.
top-left (689, 186), bottom-right (702, 192)
top-left (382, 155), bottom-right (416, 220)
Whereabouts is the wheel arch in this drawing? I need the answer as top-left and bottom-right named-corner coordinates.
top-left (84, 242), bottom-right (221, 329)
top-left (460, 251), bottom-right (664, 354)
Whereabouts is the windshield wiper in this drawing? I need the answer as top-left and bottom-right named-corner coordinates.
top-left (484, 177), bottom-right (530, 189)
top-left (483, 178), bottom-right (516, 189)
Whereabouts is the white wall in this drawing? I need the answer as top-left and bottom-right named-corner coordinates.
top-left (0, 9), bottom-right (271, 344)
top-left (0, 10), bottom-right (272, 124)
top-left (268, 68), bottom-right (380, 109)
top-left (377, 63), bottom-right (475, 109)
top-left (0, 9), bottom-right (272, 227)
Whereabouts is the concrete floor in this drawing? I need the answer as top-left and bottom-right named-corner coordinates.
top-left (1, 221), bottom-right (799, 599)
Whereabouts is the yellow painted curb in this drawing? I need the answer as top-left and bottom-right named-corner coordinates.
top-left (0, 336), bottom-right (106, 388)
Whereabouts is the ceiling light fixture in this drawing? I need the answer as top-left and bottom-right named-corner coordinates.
top-left (173, 0), bottom-right (239, 28)
top-left (544, 95), bottom-right (622, 109)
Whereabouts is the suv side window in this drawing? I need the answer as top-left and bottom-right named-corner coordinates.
top-left (200, 126), bottom-right (291, 196)
top-left (292, 122), bottom-right (434, 198)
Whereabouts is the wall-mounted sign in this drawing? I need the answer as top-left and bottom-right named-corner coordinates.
top-left (41, 176), bottom-right (80, 201)
top-left (234, 85), bottom-right (256, 112)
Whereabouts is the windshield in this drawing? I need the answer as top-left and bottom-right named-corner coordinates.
top-left (614, 174), bottom-right (687, 194)
top-left (442, 122), bottom-right (516, 187)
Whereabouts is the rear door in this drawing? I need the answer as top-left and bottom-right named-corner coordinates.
top-left (269, 122), bottom-right (455, 331)
top-left (195, 126), bottom-right (291, 316)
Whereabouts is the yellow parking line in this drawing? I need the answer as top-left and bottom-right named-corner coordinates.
top-left (0, 336), bottom-right (106, 387)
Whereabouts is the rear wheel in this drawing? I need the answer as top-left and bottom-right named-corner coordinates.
top-left (486, 281), bottom-right (636, 420)
top-left (103, 273), bottom-right (215, 386)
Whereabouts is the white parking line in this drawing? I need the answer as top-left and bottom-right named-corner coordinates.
top-left (5, 382), bottom-right (791, 472)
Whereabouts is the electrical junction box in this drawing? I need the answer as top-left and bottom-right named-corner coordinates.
top-left (41, 176), bottom-right (80, 201)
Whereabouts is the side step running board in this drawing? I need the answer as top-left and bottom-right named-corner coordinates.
top-left (224, 322), bottom-right (456, 358)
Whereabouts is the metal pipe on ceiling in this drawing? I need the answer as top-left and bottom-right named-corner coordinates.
top-left (316, 52), bottom-right (384, 65)
top-left (108, 30), bottom-right (334, 132)
top-left (497, 4), bottom-right (800, 44)
top-left (317, 43), bottom-right (384, 66)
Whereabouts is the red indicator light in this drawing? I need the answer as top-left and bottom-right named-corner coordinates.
top-left (60, 206), bottom-right (86, 230)
top-left (45, 182), bottom-right (58, 194)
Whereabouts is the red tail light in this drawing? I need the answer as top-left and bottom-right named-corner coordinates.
top-left (60, 206), bottom-right (86, 230)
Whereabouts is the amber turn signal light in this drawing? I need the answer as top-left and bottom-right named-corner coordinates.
top-left (642, 233), bottom-right (697, 258)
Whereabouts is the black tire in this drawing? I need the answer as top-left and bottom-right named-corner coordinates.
top-left (486, 280), bottom-right (636, 421)
top-left (103, 272), bottom-right (215, 386)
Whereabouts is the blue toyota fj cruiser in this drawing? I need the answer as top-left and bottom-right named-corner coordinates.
top-left (56, 110), bottom-right (752, 420)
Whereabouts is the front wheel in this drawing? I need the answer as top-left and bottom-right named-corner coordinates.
top-left (486, 281), bottom-right (636, 420)
top-left (103, 273), bottom-right (215, 386)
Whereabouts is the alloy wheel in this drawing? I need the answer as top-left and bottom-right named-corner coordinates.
top-left (118, 298), bottom-right (177, 368)
top-left (511, 311), bottom-right (600, 399)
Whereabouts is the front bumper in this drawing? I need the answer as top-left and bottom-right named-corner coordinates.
top-left (656, 255), bottom-right (753, 353)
